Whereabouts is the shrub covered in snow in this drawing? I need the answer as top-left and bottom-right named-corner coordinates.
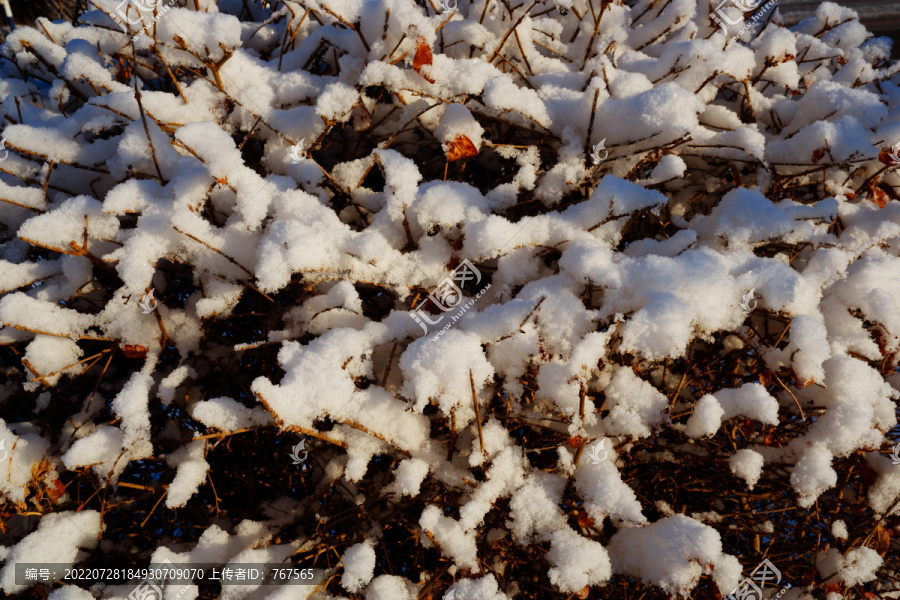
top-left (0, 0), bottom-right (899, 597)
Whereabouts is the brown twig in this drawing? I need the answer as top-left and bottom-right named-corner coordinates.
top-left (470, 369), bottom-right (485, 457)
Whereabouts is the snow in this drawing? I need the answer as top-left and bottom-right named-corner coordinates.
top-left (791, 444), bottom-right (838, 508)
top-left (62, 426), bottom-right (128, 481)
top-left (831, 519), bottom-right (848, 540)
top-left (191, 397), bottom-right (274, 432)
top-left (23, 335), bottom-right (84, 389)
top-left (690, 188), bottom-right (796, 247)
top-left (715, 384), bottom-right (779, 426)
top-left (388, 458), bottom-right (430, 497)
top-left (865, 454), bottom-right (900, 517)
top-left (816, 546), bottom-right (883, 587)
top-left (445, 575), bottom-right (511, 600)
top-left (341, 541), bottom-right (377, 593)
top-left (316, 82), bottom-right (359, 122)
top-left (111, 371), bottom-right (154, 451)
top-left (420, 505), bottom-right (480, 572)
top-left (483, 75), bottom-right (551, 128)
top-left (546, 528), bottom-right (612, 592)
top-left (47, 588), bottom-right (95, 600)
top-left (0, 511), bottom-right (102, 594)
top-left (364, 575), bottom-right (415, 600)
top-left (18, 196), bottom-right (120, 254)
top-left (459, 447), bottom-right (527, 531)
top-left (0, 420), bottom-right (52, 503)
top-left (793, 356), bottom-right (898, 461)
top-left (165, 440), bottom-right (209, 509)
top-left (399, 330), bottom-right (494, 426)
top-left (576, 456), bottom-right (647, 526)
top-left (601, 367), bottom-right (669, 438)
top-left (682, 395), bottom-right (725, 438)
top-left (729, 449), bottom-right (765, 490)
top-left (608, 515), bottom-right (740, 597)
top-left (0, 294), bottom-right (95, 338)
top-left (436, 103), bottom-right (486, 153)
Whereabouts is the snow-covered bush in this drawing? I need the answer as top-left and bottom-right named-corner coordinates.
top-left (0, 0), bottom-right (899, 597)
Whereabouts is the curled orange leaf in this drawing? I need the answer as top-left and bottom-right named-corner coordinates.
top-left (444, 135), bottom-right (478, 161)
top-left (122, 344), bottom-right (149, 358)
top-left (47, 479), bottom-right (65, 500)
top-left (576, 511), bottom-right (595, 529)
top-left (878, 147), bottom-right (900, 166)
top-left (413, 37), bottom-right (434, 83)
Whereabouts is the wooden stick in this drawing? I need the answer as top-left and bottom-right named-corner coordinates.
top-left (470, 369), bottom-right (485, 456)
